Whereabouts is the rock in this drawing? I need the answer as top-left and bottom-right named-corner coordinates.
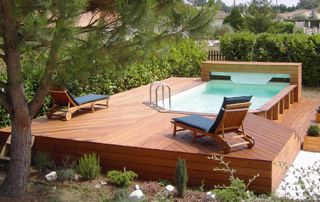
top-left (94, 184), bottom-right (101, 189)
top-left (206, 191), bottom-right (216, 200)
top-left (129, 189), bottom-right (144, 200)
top-left (135, 184), bottom-right (140, 190)
top-left (100, 181), bottom-right (107, 186)
top-left (74, 174), bottom-right (80, 181)
top-left (165, 185), bottom-right (175, 193)
top-left (45, 171), bottom-right (57, 181)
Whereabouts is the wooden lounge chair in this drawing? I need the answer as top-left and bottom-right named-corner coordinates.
top-left (47, 89), bottom-right (109, 121)
top-left (171, 96), bottom-right (255, 153)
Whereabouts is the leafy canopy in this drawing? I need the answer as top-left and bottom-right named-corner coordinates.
top-left (0, 0), bottom-right (217, 113)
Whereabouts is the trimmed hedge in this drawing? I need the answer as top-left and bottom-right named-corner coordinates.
top-left (220, 32), bottom-right (320, 86)
top-left (0, 39), bottom-right (206, 127)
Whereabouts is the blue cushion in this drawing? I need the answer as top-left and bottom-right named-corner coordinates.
top-left (222, 96), bottom-right (252, 107)
top-left (207, 96), bottom-right (252, 133)
top-left (173, 115), bottom-right (216, 132)
top-left (74, 94), bottom-right (109, 105)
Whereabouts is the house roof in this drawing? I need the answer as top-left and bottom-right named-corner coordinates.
top-left (278, 9), bottom-right (311, 19)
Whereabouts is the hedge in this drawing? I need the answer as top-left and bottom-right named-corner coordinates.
top-left (220, 32), bottom-right (320, 86)
top-left (0, 39), bottom-right (206, 127)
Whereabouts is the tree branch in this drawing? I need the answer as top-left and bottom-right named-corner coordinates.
top-left (28, 30), bottom-right (64, 117)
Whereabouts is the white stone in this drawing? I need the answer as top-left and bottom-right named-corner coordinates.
top-left (135, 184), bottom-right (140, 190)
top-left (206, 191), bottom-right (216, 200)
top-left (129, 189), bottom-right (144, 200)
top-left (100, 181), bottom-right (107, 185)
top-left (165, 185), bottom-right (175, 193)
top-left (276, 151), bottom-right (320, 200)
top-left (45, 171), bottom-right (57, 181)
top-left (74, 174), bottom-right (80, 181)
top-left (94, 184), bottom-right (101, 189)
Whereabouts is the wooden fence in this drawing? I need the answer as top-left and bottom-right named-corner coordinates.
top-left (208, 50), bottom-right (225, 61)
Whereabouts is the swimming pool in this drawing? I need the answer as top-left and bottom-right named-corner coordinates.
top-left (158, 80), bottom-right (289, 114)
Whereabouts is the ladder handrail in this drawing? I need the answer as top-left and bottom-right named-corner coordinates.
top-left (149, 81), bottom-right (171, 109)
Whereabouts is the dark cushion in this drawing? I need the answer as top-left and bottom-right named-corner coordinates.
top-left (222, 96), bottom-right (252, 107)
top-left (207, 96), bottom-right (252, 133)
top-left (74, 94), bottom-right (109, 105)
top-left (173, 115), bottom-right (216, 132)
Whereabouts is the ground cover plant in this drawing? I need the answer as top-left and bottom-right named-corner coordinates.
top-left (107, 170), bottom-right (137, 187)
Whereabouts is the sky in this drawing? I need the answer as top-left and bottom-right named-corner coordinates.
top-left (221, 0), bottom-right (300, 7)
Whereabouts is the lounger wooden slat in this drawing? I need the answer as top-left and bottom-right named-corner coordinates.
top-left (47, 89), bottom-right (110, 121)
top-left (171, 97), bottom-right (255, 153)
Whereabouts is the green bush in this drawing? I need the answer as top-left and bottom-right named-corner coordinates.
top-left (57, 168), bottom-right (76, 181)
top-left (220, 32), bottom-right (256, 61)
top-left (109, 189), bottom-right (130, 202)
top-left (267, 22), bottom-right (295, 34)
top-left (175, 158), bottom-right (188, 198)
top-left (107, 170), bottom-right (138, 187)
top-left (213, 178), bottom-right (250, 202)
top-left (57, 158), bottom-right (77, 181)
top-left (307, 125), bottom-right (320, 137)
top-left (76, 153), bottom-right (101, 180)
top-left (220, 32), bottom-right (320, 86)
top-left (33, 152), bottom-right (55, 172)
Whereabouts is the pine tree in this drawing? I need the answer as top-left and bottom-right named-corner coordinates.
top-left (244, 0), bottom-right (276, 33)
top-left (0, 0), bottom-right (216, 197)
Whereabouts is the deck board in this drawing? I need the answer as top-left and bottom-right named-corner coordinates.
top-left (0, 77), bottom-right (306, 193)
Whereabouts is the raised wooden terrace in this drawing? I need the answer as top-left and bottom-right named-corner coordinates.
top-left (0, 77), bottom-right (316, 194)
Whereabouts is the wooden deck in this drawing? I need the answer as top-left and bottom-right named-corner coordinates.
top-left (0, 77), bottom-right (315, 193)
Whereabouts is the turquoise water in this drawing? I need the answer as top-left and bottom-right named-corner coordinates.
top-left (159, 80), bottom-right (289, 113)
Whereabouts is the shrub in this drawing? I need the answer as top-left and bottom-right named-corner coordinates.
top-left (220, 32), bottom-right (256, 61)
top-left (209, 155), bottom-right (258, 202)
top-left (214, 178), bottom-right (250, 202)
top-left (33, 152), bottom-right (54, 172)
top-left (76, 153), bottom-right (101, 180)
top-left (107, 170), bottom-right (138, 187)
top-left (220, 32), bottom-right (320, 86)
top-left (307, 125), bottom-right (320, 137)
top-left (267, 22), bottom-right (295, 34)
top-left (57, 168), bottom-right (76, 181)
top-left (175, 158), bottom-right (188, 198)
top-left (109, 189), bottom-right (130, 202)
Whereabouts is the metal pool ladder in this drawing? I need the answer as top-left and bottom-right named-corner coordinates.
top-left (149, 81), bottom-right (171, 109)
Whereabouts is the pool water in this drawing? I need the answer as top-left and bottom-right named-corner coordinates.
top-left (159, 80), bottom-right (289, 113)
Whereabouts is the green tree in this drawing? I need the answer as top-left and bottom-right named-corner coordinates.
top-left (297, 0), bottom-right (320, 9)
top-left (223, 7), bottom-right (245, 30)
top-left (244, 0), bottom-right (276, 33)
top-left (0, 0), bottom-right (216, 197)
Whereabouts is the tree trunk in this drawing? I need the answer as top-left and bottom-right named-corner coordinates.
top-left (0, 116), bottom-right (32, 196)
top-left (0, 0), bottom-right (34, 197)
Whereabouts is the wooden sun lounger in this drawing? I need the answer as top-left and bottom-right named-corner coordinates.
top-left (171, 96), bottom-right (255, 153)
top-left (47, 89), bottom-right (109, 121)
